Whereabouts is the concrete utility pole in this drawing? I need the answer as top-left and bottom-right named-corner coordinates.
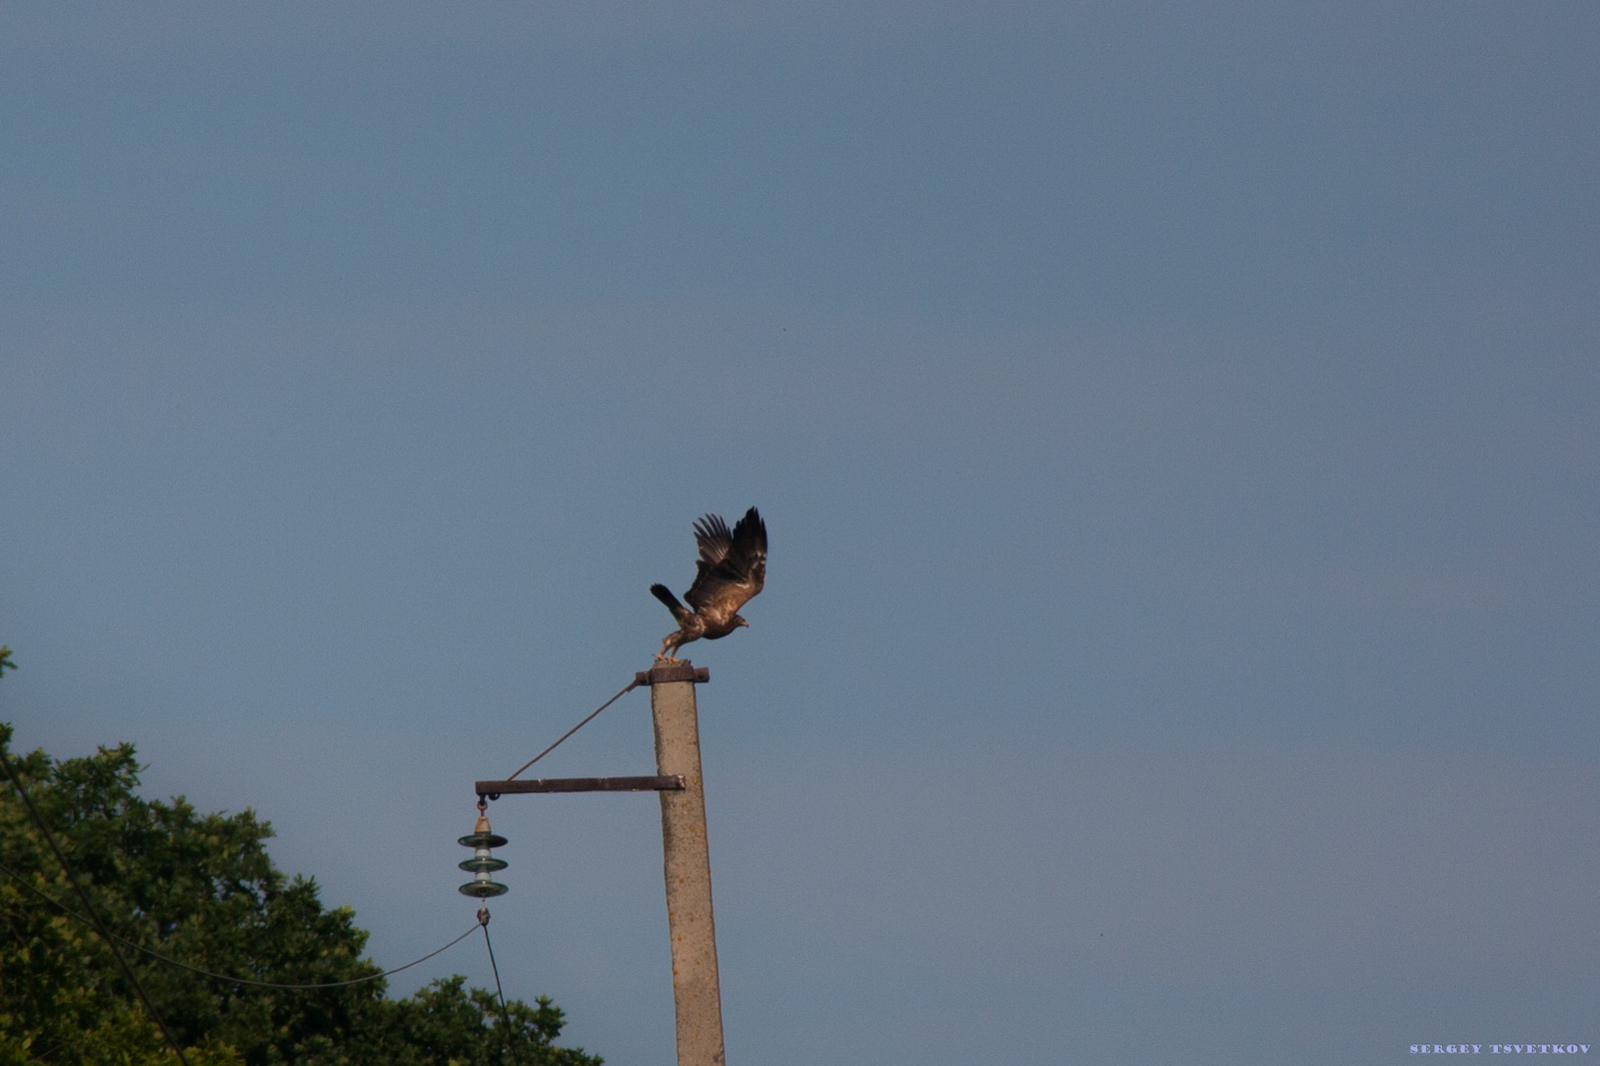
top-left (471, 660), bottom-right (727, 1066)
top-left (647, 662), bottom-right (726, 1066)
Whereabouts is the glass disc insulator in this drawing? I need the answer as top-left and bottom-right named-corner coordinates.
top-left (459, 855), bottom-right (509, 874)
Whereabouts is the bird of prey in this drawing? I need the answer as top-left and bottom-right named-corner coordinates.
top-left (651, 507), bottom-right (767, 661)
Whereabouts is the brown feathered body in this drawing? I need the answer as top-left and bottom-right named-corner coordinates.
top-left (651, 507), bottom-right (767, 660)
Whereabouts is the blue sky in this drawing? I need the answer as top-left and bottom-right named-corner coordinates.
top-left (2, 4), bottom-right (1597, 1064)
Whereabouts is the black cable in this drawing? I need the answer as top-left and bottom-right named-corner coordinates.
top-left (477, 907), bottom-right (522, 1066)
top-left (0, 857), bottom-right (478, 989)
top-left (505, 678), bottom-right (640, 781)
top-left (0, 745), bottom-right (192, 1066)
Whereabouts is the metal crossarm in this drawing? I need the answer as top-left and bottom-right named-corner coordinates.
top-left (476, 775), bottom-right (685, 799)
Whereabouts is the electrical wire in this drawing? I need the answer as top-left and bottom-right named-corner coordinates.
top-left (2, 648), bottom-right (549, 1061)
top-left (504, 677), bottom-right (640, 781)
top-left (1, 653), bottom-right (532, 1062)
top-left (0, 856), bottom-right (479, 990)
top-left (477, 907), bottom-right (522, 1066)
top-left (0, 745), bottom-right (192, 1066)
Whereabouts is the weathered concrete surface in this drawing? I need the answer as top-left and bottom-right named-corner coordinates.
top-left (650, 668), bottom-right (726, 1066)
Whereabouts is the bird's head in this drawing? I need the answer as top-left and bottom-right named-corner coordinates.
top-left (734, 615), bottom-right (750, 628)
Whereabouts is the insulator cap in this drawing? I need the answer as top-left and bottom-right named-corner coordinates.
top-left (458, 831), bottom-right (509, 849)
top-left (459, 880), bottom-right (509, 898)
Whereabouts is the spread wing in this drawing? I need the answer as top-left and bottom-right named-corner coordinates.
top-left (684, 507), bottom-right (767, 617)
top-left (692, 514), bottom-right (735, 570)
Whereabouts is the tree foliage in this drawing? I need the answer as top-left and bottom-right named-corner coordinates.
top-left (0, 711), bottom-right (600, 1066)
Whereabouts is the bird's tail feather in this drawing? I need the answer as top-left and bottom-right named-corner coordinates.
top-left (650, 583), bottom-right (688, 619)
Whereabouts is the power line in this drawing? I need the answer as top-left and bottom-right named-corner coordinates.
top-left (0, 858), bottom-right (479, 989)
top-left (0, 744), bottom-right (193, 1066)
top-left (477, 907), bottom-right (522, 1066)
top-left (1, 652), bottom-right (536, 1052)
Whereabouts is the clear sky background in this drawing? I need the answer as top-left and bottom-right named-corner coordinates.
top-left (2, 3), bottom-right (1597, 1063)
